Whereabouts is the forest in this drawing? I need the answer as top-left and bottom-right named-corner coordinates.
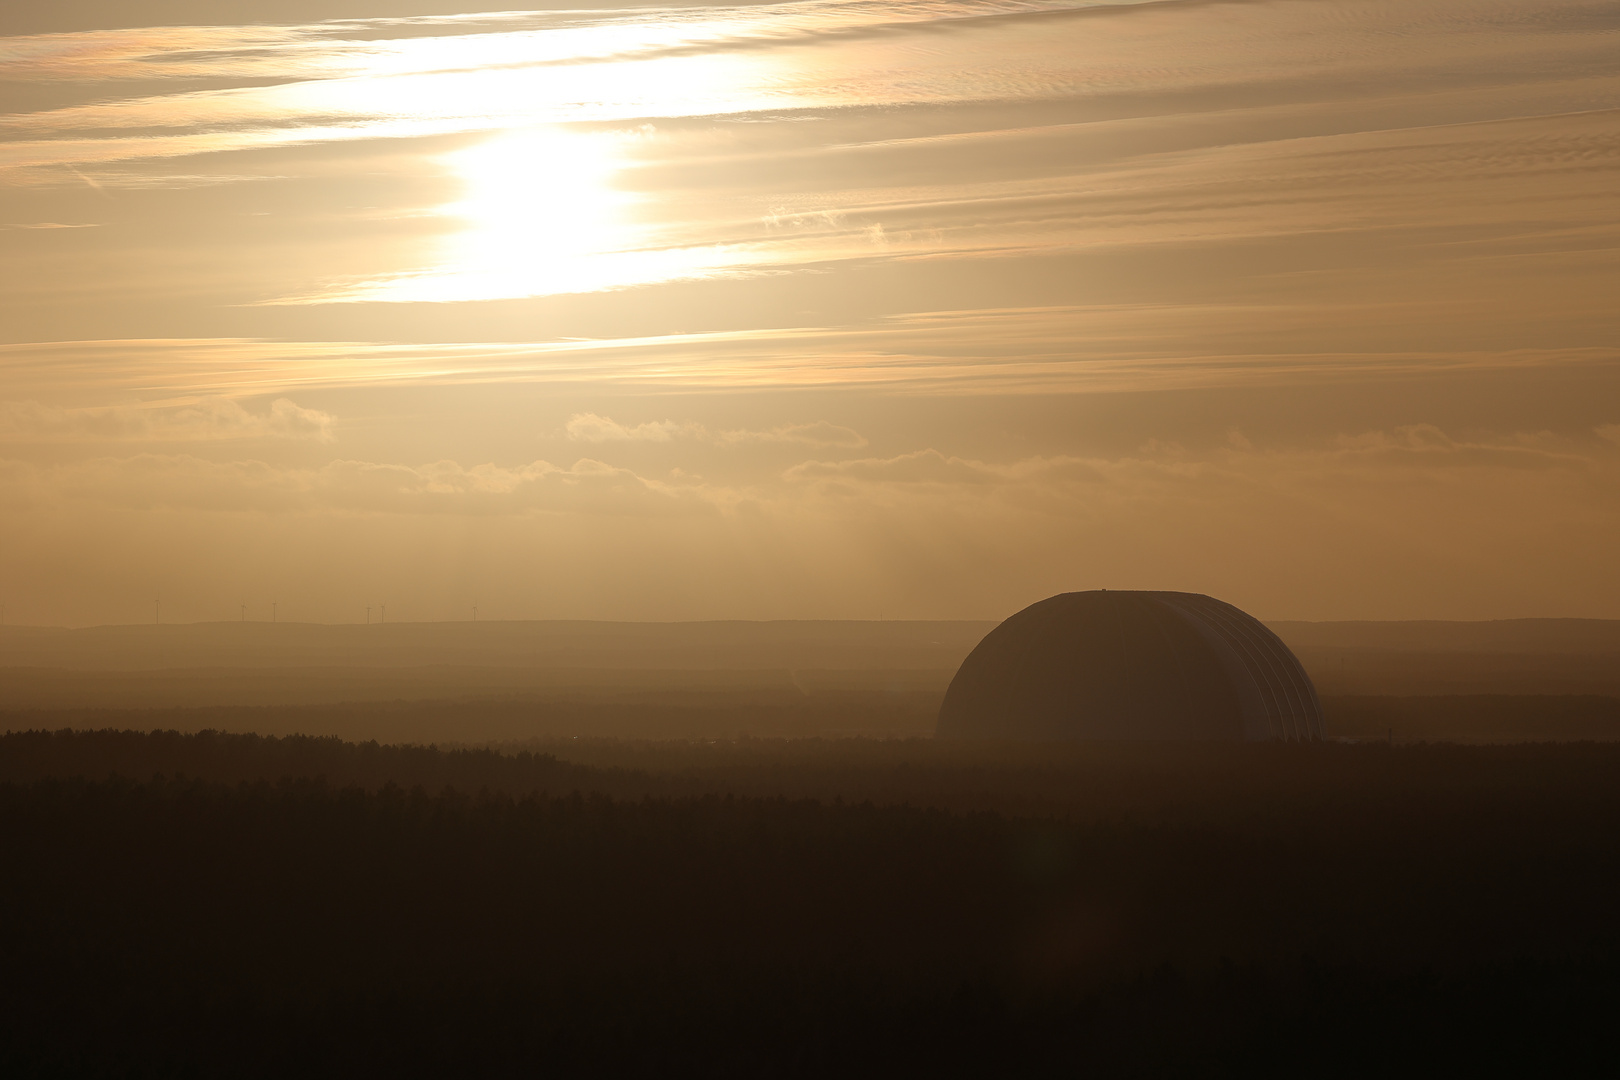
top-left (4, 689), bottom-right (1618, 744)
top-left (2, 727), bottom-right (1618, 1075)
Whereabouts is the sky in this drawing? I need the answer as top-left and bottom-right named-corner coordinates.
top-left (1, 0), bottom-right (1617, 626)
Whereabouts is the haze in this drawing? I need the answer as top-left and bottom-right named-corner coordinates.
top-left (3, 0), bottom-right (1617, 626)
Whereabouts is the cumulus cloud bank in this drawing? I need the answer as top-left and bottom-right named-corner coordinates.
top-left (7, 424), bottom-right (1613, 518)
top-left (5, 421), bottom-right (1618, 622)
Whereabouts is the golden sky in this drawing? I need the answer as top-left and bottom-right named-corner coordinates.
top-left (1, 0), bottom-right (1617, 625)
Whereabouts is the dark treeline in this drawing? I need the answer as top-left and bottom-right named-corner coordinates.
top-left (0, 727), bottom-right (604, 798)
top-left (2, 731), bottom-right (1619, 1074)
top-left (7, 691), bottom-right (1618, 744)
top-left (8, 726), bottom-right (1620, 820)
top-left (0, 691), bottom-right (944, 740)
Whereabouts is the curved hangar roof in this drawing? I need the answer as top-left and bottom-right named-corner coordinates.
top-left (937, 591), bottom-right (1323, 741)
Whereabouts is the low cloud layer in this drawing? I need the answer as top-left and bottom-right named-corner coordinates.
top-left (11, 423), bottom-right (1613, 516)
top-left (567, 413), bottom-right (865, 448)
top-left (4, 453), bottom-right (716, 517)
top-left (5, 422), bottom-right (1616, 623)
top-left (0, 398), bottom-right (335, 442)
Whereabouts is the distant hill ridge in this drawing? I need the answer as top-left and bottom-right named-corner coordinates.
top-left (0, 620), bottom-right (997, 673)
top-left (3, 617), bottom-right (1618, 673)
top-left (1270, 619), bottom-right (1620, 654)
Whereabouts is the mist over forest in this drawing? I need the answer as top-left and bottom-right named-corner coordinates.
top-left (5, 616), bottom-right (1619, 740)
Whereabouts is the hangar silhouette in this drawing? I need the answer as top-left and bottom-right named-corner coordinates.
top-left (937, 591), bottom-right (1323, 741)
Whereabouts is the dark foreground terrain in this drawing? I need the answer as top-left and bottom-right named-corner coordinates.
top-left (2, 730), bottom-right (1618, 1077)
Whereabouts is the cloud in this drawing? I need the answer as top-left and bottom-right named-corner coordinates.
top-left (568, 413), bottom-right (866, 448)
top-left (5, 453), bottom-right (718, 517)
top-left (5, 0), bottom-right (1614, 329)
top-left (1330, 425), bottom-right (1589, 471)
top-left (0, 398), bottom-right (335, 443)
top-left (565, 413), bottom-right (690, 443)
top-left (0, 3), bottom-right (1091, 88)
top-left (787, 448), bottom-right (1008, 485)
top-left (4, 422), bottom-right (1617, 624)
top-left (782, 426), bottom-right (1620, 511)
top-left (716, 421), bottom-right (867, 448)
top-left (7, 322), bottom-right (1613, 407)
top-left (1, 171), bottom-right (276, 192)
top-left (14, 0), bottom-right (1610, 182)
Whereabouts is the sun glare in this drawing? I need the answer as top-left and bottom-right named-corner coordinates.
top-left (451, 128), bottom-right (631, 289)
top-left (347, 125), bottom-right (736, 303)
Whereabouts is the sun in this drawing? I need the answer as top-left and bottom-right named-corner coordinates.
top-left (440, 126), bottom-right (637, 299)
top-left (347, 124), bottom-right (734, 304)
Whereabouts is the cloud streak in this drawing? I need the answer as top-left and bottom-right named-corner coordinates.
top-left (0, 3), bottom-right (1129, 86)
top-left (7, 0), bottom-right (1612, 172)
top-left (3, 0), bottom-right (1614, 314)
top-left (0, 397), bottom-right (335, 442)
top-left (568, 412), bottom-right (866, 447)
top-left (5, 316), bottom-right (1613, 403)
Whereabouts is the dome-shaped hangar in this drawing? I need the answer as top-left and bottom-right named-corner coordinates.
top-left (937, 591), bottom-right (1323, 742)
